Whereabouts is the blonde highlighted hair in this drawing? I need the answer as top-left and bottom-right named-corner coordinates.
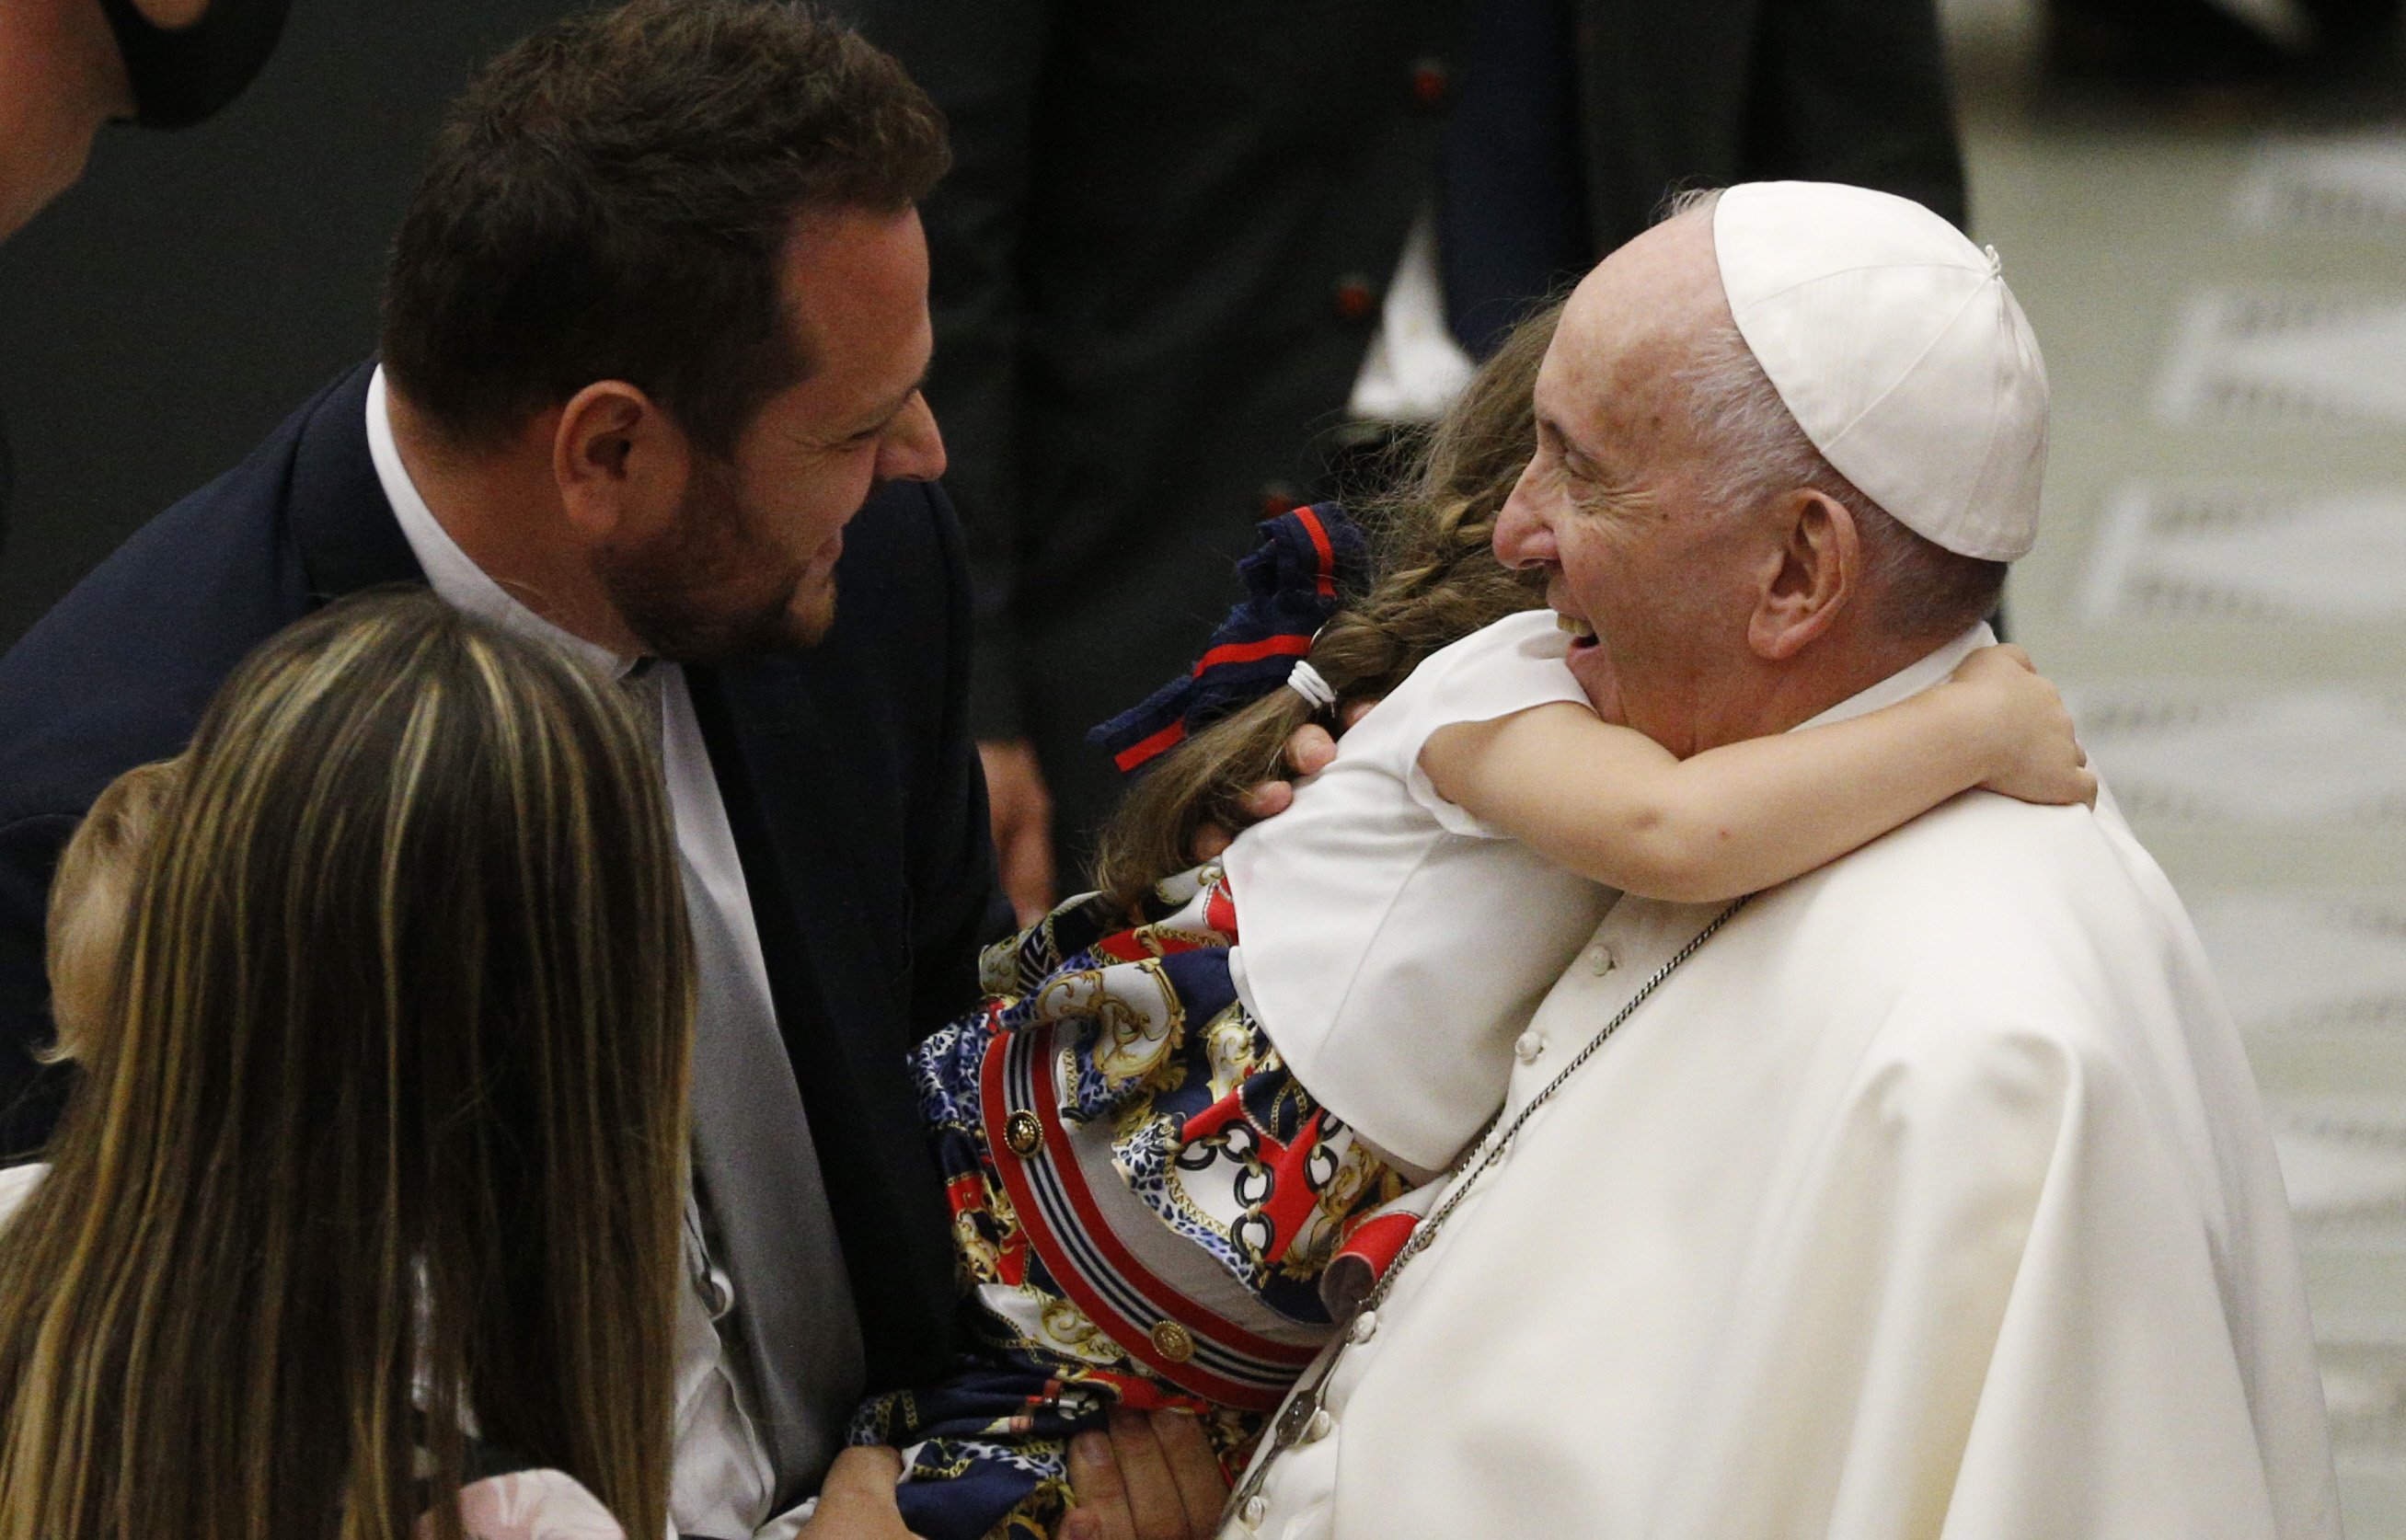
top-left (1092, 301), bottom-right (1562, 908)
top-left (0, 591), bottom-right (692, 1540)
top-left (43, 758), bottom-right (181, 1066)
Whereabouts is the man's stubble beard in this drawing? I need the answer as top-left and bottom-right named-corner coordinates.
top-left (592, 455), bottom-right (835, 663)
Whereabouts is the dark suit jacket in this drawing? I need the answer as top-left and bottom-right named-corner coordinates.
top-left (840, 0), bottom-right (1967, 874)
top-left (0, 363), bottom-right (1009, 1391)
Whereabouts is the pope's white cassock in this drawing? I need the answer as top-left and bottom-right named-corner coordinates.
top-left (1227, 625), bottom-right (2343, 1540)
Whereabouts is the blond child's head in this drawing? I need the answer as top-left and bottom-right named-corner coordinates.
top-left (43, 759), bottom-right (181, 1064)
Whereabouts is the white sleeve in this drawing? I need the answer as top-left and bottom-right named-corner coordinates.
top-left (1372, 613), bottom-right (1594, 839)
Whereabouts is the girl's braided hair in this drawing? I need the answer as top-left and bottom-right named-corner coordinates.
top-left (1091, 297), bottom-right (1564, 911)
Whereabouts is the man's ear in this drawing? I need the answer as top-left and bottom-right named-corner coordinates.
top-left (552, 381), bottom-right (689, 549)
top-left (1746, 488), bottom-right (1859, 661)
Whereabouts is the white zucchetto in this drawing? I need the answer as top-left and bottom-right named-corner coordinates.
top-left (1712, 180), bottom-right (2049, 561)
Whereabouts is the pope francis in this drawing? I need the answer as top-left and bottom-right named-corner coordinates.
top-left (1219, 184), bottom-right (2341, 1539)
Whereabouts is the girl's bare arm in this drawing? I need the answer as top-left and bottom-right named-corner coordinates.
top-left (1420, 647), bottom-right (2093, 903)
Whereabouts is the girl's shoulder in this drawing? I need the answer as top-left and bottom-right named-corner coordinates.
top-left (1352, 608), bottom-right (1585, 749)
top-left (1415, 607), bottom-right (1567, 674)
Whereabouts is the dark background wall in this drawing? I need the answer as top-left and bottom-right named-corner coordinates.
top-left (0, 1), bottom-right (584, 649)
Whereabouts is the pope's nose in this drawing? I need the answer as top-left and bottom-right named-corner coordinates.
top-left (1492, 464), bottom-right (1556, 570)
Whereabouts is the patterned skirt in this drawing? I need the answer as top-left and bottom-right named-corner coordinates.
top-left (852, 868), bottom-right (1416, 1540)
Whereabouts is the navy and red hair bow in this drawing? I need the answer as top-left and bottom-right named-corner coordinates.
top-left (1088, 502), bottom-right (1369, 776)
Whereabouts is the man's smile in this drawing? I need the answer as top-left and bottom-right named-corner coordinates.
top-left (1547, 575), bottom-right (1600, 648)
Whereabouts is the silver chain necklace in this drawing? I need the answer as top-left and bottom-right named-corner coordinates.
top-left (1223, 896), bottom-right (1750, 1528)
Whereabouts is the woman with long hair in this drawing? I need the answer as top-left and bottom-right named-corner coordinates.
top-left (0, 591), bottom-right (693, 1540)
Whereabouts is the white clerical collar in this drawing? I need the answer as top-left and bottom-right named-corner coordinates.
top-left (1794, 622), bottom-right (1996, 733)
top-left (364, 366), bottom-right (640, 683)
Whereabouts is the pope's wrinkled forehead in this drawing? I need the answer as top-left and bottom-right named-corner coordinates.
top-left (1541, 210), bottom-right (1728, 432)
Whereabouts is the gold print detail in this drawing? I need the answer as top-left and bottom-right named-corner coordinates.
top-left (1042, 1297), bottom-right (1109, 1350)
top-left (1149, 1319), bottom-right (1198, 1363)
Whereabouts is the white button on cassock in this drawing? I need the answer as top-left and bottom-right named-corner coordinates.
top-left (1514, 1030), bottom-right (1545, 1063)
top-left (1588, 945), bottom-right (1617, 976)
top-left (1349, 1309), bottom-right (1379, 1344)
top-left (1240, 1495), bottom-right (1269, 1528)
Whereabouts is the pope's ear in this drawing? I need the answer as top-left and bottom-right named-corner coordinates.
top-left (552, 382), bottom-right (689, 547)
top-left (1746, 488), bottom-right (1859, 662)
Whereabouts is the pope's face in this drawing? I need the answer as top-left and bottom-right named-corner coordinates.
top-left (1491, 215), bottom-right (1767, 757)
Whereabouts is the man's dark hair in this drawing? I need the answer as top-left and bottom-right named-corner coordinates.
top-left (380, 0), bottom-right (949, 457)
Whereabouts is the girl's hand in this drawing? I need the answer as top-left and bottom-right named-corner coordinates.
top-left (1949, 646), bottom-right (2098, 807)
top-left (1190, 699), bottom-right (1376, 862)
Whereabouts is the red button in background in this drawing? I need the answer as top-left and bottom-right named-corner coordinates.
top-left (1259, 482), bottom-right (1301, 519)
top-left (1332, 274), bottom-right (1376, 320)
top-left (1410, 57), bottom-right (1451, 107)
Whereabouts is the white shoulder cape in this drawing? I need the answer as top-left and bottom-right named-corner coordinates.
top-left (1269, 787), bottom-right (2338, 1540)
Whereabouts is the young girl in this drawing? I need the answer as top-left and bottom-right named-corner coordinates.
top-left (38, 755), bottom-right (178, 1070)
top-left (0, 592), bottom-right (692, 1540)
top-left (858, 307), bottom-right (2092, 1540)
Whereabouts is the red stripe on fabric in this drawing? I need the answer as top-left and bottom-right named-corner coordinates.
top-left (1076, 1371), bottom-right (1212, 1417)
top-left (1203, 880), bottom-right (1238, 939)
top-left (1190, 634), bottom-right (1311, 675)
top-left (1095, 932), bottom-right (1151, 963)
top-left (979, 1029), bottom-right (1314, 1408)
top-left (1258, 1111), bottom-right (1328, 1261)
top-left (944, 1172), bottom-right (985, 1218)
top-left (1331, 1212), bottom-right (1419, 1284)
top-left (1112, 720), bottom-right (1187, 773)
top-left (1295, 506), bottom-right (1339, 599)
top-left (982, 1033), bottom-right (1274, 1406)
top-left (1094, 931), bottom-right (1209, 964)
top-left (1019, 1034), bottom-right (1313, 1366)
top-left (1176, 1086), bottom-right (1249, 1144)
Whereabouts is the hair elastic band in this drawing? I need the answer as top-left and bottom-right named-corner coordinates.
top-left (1286, 660), bottom-right (1338, 713)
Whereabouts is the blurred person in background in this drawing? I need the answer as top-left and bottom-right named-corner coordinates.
top-left (0, 0), bottom-right (289, 575)
top-left (842, 0), bottom-right (1970, 921)
top-left (0, 0), bottom-right (288, 245)
top-left (2046, 0), bottom-right (2402, 91)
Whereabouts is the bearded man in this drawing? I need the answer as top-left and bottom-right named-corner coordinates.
top-left (1220, 183), bottom-right (2342, 1540)
top-left (0, 6), bottom-right (1016, 1535)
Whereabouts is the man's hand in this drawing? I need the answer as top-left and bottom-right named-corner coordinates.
top-left (1188, 703), bottom-right (1373, 863)
top-left (1058, 1409), bottom-right (1226, 1540)
top-left (793, 1446), bottom-right (924, 1539)
top-left (979, 739), bottom-right (1057, 926)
